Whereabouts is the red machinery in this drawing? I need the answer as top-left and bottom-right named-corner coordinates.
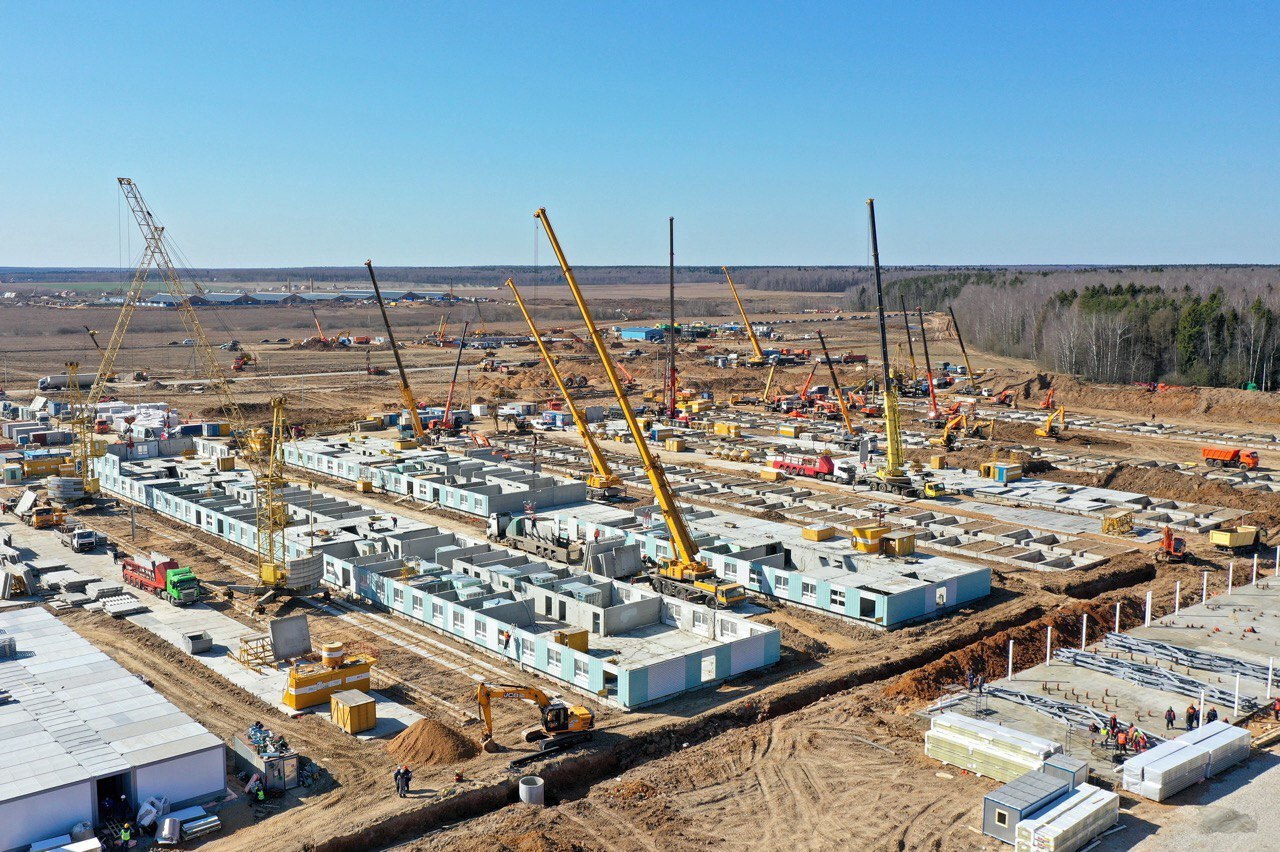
top-left (770, 454), bottom-right (853, 483)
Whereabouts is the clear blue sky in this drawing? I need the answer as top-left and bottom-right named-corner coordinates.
top-left (2, 2), bottom-right (1277, 267)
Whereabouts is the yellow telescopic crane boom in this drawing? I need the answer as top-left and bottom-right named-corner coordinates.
top-left (113, 178), bottom-right (290, 589)
top-left (723, 265), bottom-right (778, 399)
top-left (364, 260), bottom-right (425, 443)
top-left (506, 276), bottom-right (622, 499)
top-left (536, 208), bottom-right (704, 579)
top-left (868, 199), bottom-right (906, 482)
top-left (816, 330), bottom-right (857, 437)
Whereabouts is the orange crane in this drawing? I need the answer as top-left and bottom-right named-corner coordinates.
top-left (916, 306), bottom-right (945, 427)
top-left (816, 330), bottom-right (857, 437)
top-left (1040, 388), bottom-right (1055, 410)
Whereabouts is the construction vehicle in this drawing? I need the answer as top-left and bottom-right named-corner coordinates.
top-left (538, 208), bottom-right (746, 609)
top-left (433, 321), bottom-right (470, 434)
top-left (122, 553), bottom-right (202, 605)
top-left (770, 453), bottom-right (855, 484)
top-left (1035, 406), bottom-right (1066, 439)
top-left (111, 179), bottom-right (293, 594)
top-left (1210, 525), bottom-right (1263, 554)
top-left (993, 389), bottom-right (1015, 406)
top-left (929, 414), bottom-right (967, 450)
top-left (365, 351), bottom-right (388, 376)
top-left (723, 266), bottom-right (778, 400)
top-left (507, 277), bottom-right (623, 500)
top-left (1202, 447), bottom-right (1259, 470)
top-left (23, 506), bottom-right (66, 530)
top-left (487, 512), bottom-right (583, 563)
top-left (1039, 388), bottom-right (1055, 410)
top-left (1155, 526), bottom-right (1188, 563)
top-left (1101, 511), bottom-right (1135, 536)
top-left (476, 683), bottom-right (595, 756)
top-left (816, 330), bottom-right (858, 437)
top-left (365, 261), bottom-right (426, 445)
top-left (55, 523), bottom-right (100, 553)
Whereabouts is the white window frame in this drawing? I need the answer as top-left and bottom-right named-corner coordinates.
top-left (547, 647), bottom-right (562, 670)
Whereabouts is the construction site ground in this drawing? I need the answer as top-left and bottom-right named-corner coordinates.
top-left (8, 288), bottom-right (1280, 849)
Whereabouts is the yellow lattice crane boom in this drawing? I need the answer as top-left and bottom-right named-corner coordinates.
top-left (506, 277), bottom-right (622, 499)
top-left (364, 260), bottom-right (425, 443)
top-left (92, 178), bottom-right (292, 588)
top-left (537, 208), bottom-right (743, 608)
top-left (723, 265), bottom-right (778, 399)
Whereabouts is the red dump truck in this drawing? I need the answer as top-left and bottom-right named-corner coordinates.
top-left (1201, 447), bottom-right (1260, 470)
top-left (122, 553), bottom-right (202, 606)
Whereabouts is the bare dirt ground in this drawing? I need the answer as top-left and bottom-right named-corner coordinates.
top-left (7, 286), bottom-right (1279, 850)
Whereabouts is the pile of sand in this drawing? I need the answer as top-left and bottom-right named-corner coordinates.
top-left (385, 719), bottom-right (479, 766)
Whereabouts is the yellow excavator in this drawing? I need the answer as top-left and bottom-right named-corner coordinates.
top-left (538, 208), bottom-right (746, 609)
top-left (476, 682), bottom-right (595, 756)
top-left (1036, 405), bottom-right (1067, 439)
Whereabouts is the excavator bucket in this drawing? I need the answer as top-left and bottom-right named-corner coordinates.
top-left (482, 736), bottom-right (502, 753)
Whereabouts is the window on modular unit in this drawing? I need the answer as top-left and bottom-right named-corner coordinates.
top-left (722, 565), bottom-right (737, 580)
top-left (474, 619), bottom-right (486, 640)
top-left (774, 574), bottom-right (788, 591)
top-left (721, 619), bottom-right (737, 637)
top-left (392, 587), bottom-right (404, 606)
top-left (452, 611), bottom-right (465, 631)
top-left (860, 596), bottom-right (876, 619)
top-left (521, 638), bottom-right (536, 663)
top-left (829, 589), bottom-right (845, 609)
top-left (411, 594), bottom-right (422, 614)
top-left (995, 811), bottom-right (1008, 827)
top-left (548, 648), bottom-right (562, 669)
top-left (574, 658), bottom-right (590, 683)
top-left (693, 611), bottom-right (708, 630)
top-left (936, 587), bottom-right (947, 607)
top-left (748, 569), bottom-right (763, 586)
top-left (801, 581), bottom-right (817, 601)
top-left (432, 602), bottom-right (443, 621)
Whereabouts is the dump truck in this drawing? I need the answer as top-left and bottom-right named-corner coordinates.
top-left (22, 506), bottom-right (66, 530)
top-left (55, 523), bottom-right (100, 553)
top-left (488, 513), bottom-right (583, 563)
top-left (1202, 447), bottom-right (1259, 470)
top-left (770, 453), bottom-right (855, 484)
top-left (122, 553), bottom-right (202, 605)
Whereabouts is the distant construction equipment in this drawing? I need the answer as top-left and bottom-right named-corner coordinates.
top-left (365, 260), bottom-right (425, 444)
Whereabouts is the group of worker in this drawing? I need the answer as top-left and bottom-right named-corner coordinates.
top-left (393, 764), bottom-right (414, 798)
top-left (1176, 703), bottom-right (1228, 731)
top-left (99, 793), bottom-right (135, 848)
top-left (1089, 715), bottom-right (1152, 754)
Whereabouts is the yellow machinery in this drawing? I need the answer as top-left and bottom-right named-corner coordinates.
top-left (63, 360), bottom-right (102, 494)
top-left (930, 414), bottom-right (966, 450)
top-left (506, 277), bottom-right (622, 499)
top-left (816, 329), bottom-right (857, 437)
top-left (1101, 511), bottom-right (1135, 536)
top-left (1036, 406), bottom-right (1067, 439)
top-left (282, 641), bottom-right (376, 710)
top-left (538, 208), bottom-right (745, 608)
top-left (1210, 525), bottom-right (1262, 553)
top-left (365, 260), bottom-right (426, 444)
top-left (101, 178), bottom-right (292, 591)
top-left (476, 682), bottom-right (595, 753)
top-left (723, 266), bottom-right (778, 400)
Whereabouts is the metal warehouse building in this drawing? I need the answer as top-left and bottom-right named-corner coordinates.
top-left (0, 608), bottom-right (226, 850)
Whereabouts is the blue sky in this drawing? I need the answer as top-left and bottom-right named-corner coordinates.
top-left (2, 2), bottom-right (1276, 267)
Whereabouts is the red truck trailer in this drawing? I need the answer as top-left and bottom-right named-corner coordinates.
top-left (122, 553), bottom-right (202, 606)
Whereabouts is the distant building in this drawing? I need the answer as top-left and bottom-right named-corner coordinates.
top-left (620, 326), bottom-right (665, 342)
top-left (140, 292), bottom-right (211, 308)
top-left (250, 292), bottom-right (309, 305)
top-left (203, 292), bottom-right (259, 306)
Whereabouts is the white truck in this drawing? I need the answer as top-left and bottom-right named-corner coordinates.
top-left (55, 523), bottom-right (100, 553)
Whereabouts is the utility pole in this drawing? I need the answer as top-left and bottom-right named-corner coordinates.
top-left (667, 217), bottom-right (677, 420)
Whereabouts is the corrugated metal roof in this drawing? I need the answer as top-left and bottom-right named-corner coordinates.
top-left (985, 770), bottom-right (1069, 810)
top-left (0, 608), bottom-right (223, 804)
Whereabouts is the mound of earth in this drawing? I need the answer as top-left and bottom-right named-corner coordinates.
top-left (385, 719), bottom-right (479, 766)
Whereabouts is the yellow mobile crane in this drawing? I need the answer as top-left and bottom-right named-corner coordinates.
top-left (723, 266), bottom-right (778, 400)
top-left (815, 330), bottom-right (857, 439)
top-left (538, 209), bottom-right (745, 608)
top-left (506, 276), bottom-right (623, 500)
top-left (866, 200), bottom-right (944, 499)
top-left (93, 178), bottom-right (292, 590)
top-left (364, 260), bottom-right (426, 444)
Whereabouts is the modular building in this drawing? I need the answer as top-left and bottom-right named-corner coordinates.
top-left (91, 451), bottom-right (780, 709)
top-left (619, 326), bottom-right (665, 342)
top-left (0, 608), bottom-right (226, 851)
top-left (559, 504), bottom-right (992, 630)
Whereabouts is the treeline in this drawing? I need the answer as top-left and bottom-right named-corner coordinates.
top-left (880, 266), bottom-right (1280, 390)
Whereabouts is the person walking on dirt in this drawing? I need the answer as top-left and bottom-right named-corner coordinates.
top-left (1165, 707), bottom-right (1176, 730)
top-left (401, 765), bottom-right (413, 796)
top-left (393, 766), bottom-right (404, 797)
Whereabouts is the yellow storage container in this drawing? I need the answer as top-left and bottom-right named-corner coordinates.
top-left (355, 480), bottom-right (373, 493)
top-left (714, 422), bottom-right (742, 438)
top-left (929, 455), bottom-right (946, 470)
top-left (553, 629), bottom-right (590, 652)
top-left (778, 423), bottom-right (803, 438)
top-left (849, 525), bottom-right (890, 554)
top-left (665, 438), bottom-right (687, 452)
top-left (802, 525), bottom-right (835, 542)
top-left (392, 438), bottom-right (417, 451)
top-left (882, 529), bottom-right (916, 556)
top-left (215, 456), bottom-right (236, 471)
top-left (330, 689), bottom-right (377, 734)
top-left (282, 653), bottom-right (377, 710)
top-left (759, 468), bottom-right (783, 482)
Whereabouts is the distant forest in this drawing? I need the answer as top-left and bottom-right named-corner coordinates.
top-left (8, 264), bottom-right (1280, 390)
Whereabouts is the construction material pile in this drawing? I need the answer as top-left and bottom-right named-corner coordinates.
top-left (924, 712), bottom-right (1062, 782)
top-left (92, 401), bottom-right (180, 435)
top-left (1014, 783), bottom-right (1119, 852)
top-left (1121, 721), bottom-right (1249, 801)
top-left (385, 719), bottom-right (479, 766)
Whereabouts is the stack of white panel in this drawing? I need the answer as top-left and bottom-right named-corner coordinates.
top-left (1014, 783), bottom-right (1119, 852)
top-left (1180, 721), bottom-right (1251, 776)
top-left (924, 712), bottom-right (1061, 782)
top-left (1122, 738), bottom-right (1210, 801)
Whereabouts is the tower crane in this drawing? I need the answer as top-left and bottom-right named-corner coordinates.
top-left (88, 178), bottom-right (292, 590)
top-left (537, 208), bottom-right (744, 608)
top-left (364, 261), bottom-right (425, 443)
top-left (723, 266), bottom-right (778, 400)
top-left (506, 277), bottom-right (623, 500)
